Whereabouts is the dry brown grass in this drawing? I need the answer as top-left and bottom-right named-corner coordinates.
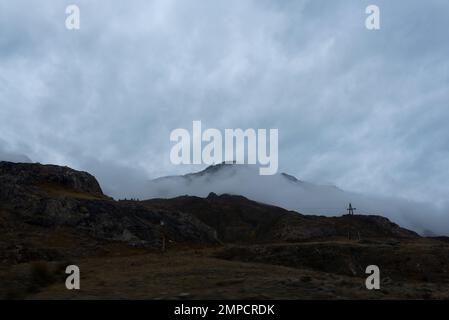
top-left (24, 247), bottom-right (449, 300)
top-left (38, 183), bottom-right (110, 200)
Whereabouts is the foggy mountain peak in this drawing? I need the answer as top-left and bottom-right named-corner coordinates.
top-left (162, 162), bottom-right (304, 185)
top-left (280, 172), bottom-right (302, 184)
top-left (141, 164), bottom-right (449, 236)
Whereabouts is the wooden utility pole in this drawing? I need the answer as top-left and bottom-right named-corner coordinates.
top-left (160, 220), bottom-right (166, 253)
top-left (347, 203), bottom-right (356, 215)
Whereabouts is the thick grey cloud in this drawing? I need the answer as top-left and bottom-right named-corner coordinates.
top-left (1, 1), bottom-right (448, 213)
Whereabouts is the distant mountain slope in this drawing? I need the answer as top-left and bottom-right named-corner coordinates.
top-left (143, 193), bottom-right (418, 244)
top-left (143, 163), bottom-right (448, 235)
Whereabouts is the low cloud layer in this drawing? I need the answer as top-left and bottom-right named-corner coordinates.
top-left (0, 140), bottom-right (32, 163)
top-left (1, 1), bottom-right (448, 231)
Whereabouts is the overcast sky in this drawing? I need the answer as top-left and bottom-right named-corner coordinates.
top-left (1, 0), bottom-right (448, 206)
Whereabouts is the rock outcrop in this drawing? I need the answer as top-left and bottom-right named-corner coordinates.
top-left (0, 161), bottom-right (103, 196)
top-left (0, 162), bottom-right (217, 254)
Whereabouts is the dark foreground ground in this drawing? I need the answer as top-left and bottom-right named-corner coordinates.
top-left (2, 241), bottom-right (449, 300)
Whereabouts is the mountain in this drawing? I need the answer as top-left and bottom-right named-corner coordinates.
top-left (1, 161), bottom-right (449, 299)
top-left (0, 161), bottom-right (217, 262)
top-left (143, 163), bottom-right (448, 236)
top-left (143, 193), bottom-right (418, 244)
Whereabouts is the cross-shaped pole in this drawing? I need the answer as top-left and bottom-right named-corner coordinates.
top-left (347, 203), bottom-right (356, 215)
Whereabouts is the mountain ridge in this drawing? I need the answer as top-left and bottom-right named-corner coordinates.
top-left (143, 162), bottom-right (448, 236)
top-left (143, 193), bottom-right (418, 244)
top-left (1, 161), bottom-right (449, 299)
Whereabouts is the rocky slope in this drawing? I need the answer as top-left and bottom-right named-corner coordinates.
top-left (0, 161), bottom-right (217, 263)
top-left (143, 193), bottom-right (418, 244)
